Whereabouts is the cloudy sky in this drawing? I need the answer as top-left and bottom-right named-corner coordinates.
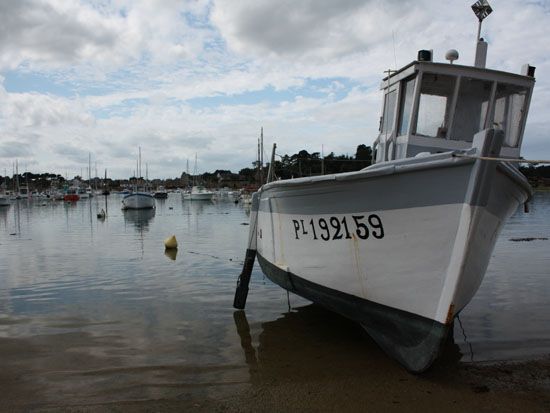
top-left (0, 0), bottom-right (548, 179)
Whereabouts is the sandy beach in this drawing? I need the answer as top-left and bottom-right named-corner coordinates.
top-left (1, 309), bottom-right (549, 413)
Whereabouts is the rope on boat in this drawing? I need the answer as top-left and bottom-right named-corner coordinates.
top-left (452, 153), bottom-right (550, 164)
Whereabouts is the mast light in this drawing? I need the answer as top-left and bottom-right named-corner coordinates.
top-left (472, 0), bottom-right (492, 67)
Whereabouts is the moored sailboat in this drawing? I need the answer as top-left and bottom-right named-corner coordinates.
top-left (234, 2), bottom-right (536, 372)
top-left (122, 147), bottom-right (155, 210)
top-left (182, 154), bottom-right (214, 201)
top-left (182, 185), bottom-right (214, 201)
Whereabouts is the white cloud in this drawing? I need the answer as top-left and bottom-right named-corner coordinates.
top-left (211, 0), bottom-right (420, 60)
top-left (0, 0), bottom-right (125, 70)
top-left (0, 0), bottom-right (549, 178)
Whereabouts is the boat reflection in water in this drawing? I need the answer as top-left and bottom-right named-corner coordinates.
top-left (123, 208), bottom-right (156, 232)
top-left (233, 305), bottom-right (463, 383)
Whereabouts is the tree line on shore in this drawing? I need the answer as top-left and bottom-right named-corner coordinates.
top-left (1, 146), bottom-right (549, 192)
top-left (0, 145), bottom-right (374, 191)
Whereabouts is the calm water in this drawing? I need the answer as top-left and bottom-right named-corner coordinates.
top-left (0, 192), bottom-right (549, 405)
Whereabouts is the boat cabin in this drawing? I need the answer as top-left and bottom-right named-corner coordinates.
top-left (373, 51), bottom-right (536, 163)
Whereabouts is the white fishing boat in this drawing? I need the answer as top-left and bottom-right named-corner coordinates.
top-left (182, 185), bottom-right (214, 201)
top-left (18, 185), bottom-right (30, 199)
top-left (234, 2), bottom-right (536, 372)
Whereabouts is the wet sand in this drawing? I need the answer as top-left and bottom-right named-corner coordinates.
top-left (1, 308), bottom-right (549, 412)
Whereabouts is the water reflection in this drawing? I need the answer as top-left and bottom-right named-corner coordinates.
top-left (181, 199), bottom-right (214, 215)
top-left (97, 193), bottom-right (110, 218)
top-left (235, 307), bottom-right (462, 387)
top-left (12, 201), bottom-right (21, 236)
top-left (233, 305), bottom-right (464, 380)
top-left (164, 248), bottom-right (178, 261)
top-left (0, 205), bottom-right (8, 221)
top-left (0, 190), bottom-right (548, 409)
top-left (123, 208), bottom-right (156, 231)
top-left (233, 311), bottom-right (258, 368)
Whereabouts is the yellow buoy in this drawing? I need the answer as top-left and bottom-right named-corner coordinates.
top-left (164, 235), bottom-right (178, 249)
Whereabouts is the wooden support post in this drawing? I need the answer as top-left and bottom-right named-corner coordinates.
top-left (233, 248), bottom-right (257, 309)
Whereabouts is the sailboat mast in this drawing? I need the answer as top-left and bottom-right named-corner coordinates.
top-left (138, 146), bottom-right (142, 180)
top-left (15, 159), bottom-right (19, 193)
top-left (193, 153), bottom-right (197, 186)
top-left (257, 135), bottom-right (260, 184)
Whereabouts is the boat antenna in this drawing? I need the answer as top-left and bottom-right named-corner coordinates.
top-left (471, 0), bottom-right (492, 68)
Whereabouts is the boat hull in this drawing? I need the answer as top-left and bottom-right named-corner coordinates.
top-left (256, 252), bottom-right (449, 372)
top-left (122, 193), bottom-right (155, 209)
top-left (64, 194), bottom-right (80, 202)
top-left (183, 192), bottom-right (213, 201)
top-left (252, 133), bottom-right (531, 372)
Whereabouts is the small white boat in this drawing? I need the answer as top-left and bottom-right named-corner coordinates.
top-left (235, 2), bottom-right (536, 372)
top-left (183, 154), bottom-right (214, 201)
top-left (182, 185), bottom-right (214, 201)
top-left (153, 186), bottom-right (168, 199)
top-left (18, 186), bottom-right (29, 199)
top-left (77, 187), bottom-right (89, 199)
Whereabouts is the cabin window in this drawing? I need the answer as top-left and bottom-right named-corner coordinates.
top-left (452, 77), bottom-right (492, 142)
top-left (381, 90), bottom-right (397, 135)
top-left (493, 83), bottom-right (528, 147)
top-left (397, 77), bottom-right (416, 136)
top-left (416, 74), bottom-right (455, 138)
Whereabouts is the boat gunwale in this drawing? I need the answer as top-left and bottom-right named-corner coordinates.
top-left (260, 152), bottom-right (476, 192)
top-left (259, 151), bottom-right (532, 202)
top-left (123, 192), bottom-right (154, 200)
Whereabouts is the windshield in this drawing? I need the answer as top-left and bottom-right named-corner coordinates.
top-left (415, 73), bottom-right (455, 138)
top-left (493, 82), bottom-right (528, 147)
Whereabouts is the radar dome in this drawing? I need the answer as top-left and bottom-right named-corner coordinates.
top-left (445, 49), bottom-right (459, 64)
